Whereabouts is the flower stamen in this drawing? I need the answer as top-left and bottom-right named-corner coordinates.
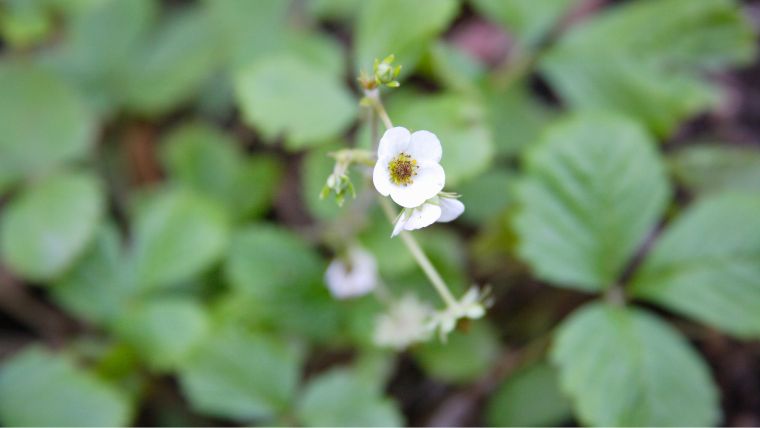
top-left (388, 152), bottom-right (418, 186)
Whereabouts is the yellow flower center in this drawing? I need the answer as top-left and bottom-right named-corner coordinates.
top-left (388, 152), bottom-right (418, 186)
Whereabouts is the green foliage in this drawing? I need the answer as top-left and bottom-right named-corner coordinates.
top-left (471, 0), bottom-right (577, 49)
top-left (179, 327), bottom-right (301, 422)
top-left (0, 62), bottom-right (94, 183)
top-left (0, 348), bottom-right (132, 427)
top-left (631, 193), bottom-right (760, 338)
top-left (1, 170), bottom-right (103, 281)
top-left (354, 0), bottom-right (459, 76)
top-left (52, 224), bottom-right (135, 325)
top-left (235, 54), bottom-right (356, 150)
top-left (160, 123), bottom-right (282, 220)
top-left (552, 303), bottom-right (719, 426)
top-left (414, 322), bottom-right (500, 383)
top-left (486, 362), bottom-right (572, 427)
top-left (114, 297), bottom-right (210, 371)
top-left (0, 1), bottom-right (757, 426)
top-left (224, 224), bottom-right (339, 340)
top-left (541, 0), bottom-right (755, 136)
top-left (131, 188), bottom-right (230, 290)
top-left (513, 113), bottom-right (670, 291)
top-left (670, 144), bottom-right (760, 195)
top-left (297, 368), bottom-right (403, 427)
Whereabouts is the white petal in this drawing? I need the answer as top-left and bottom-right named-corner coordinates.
top-left (377, 127), bottom-right (410, 158)
top-left (403, 203), bottom-right (442, 231)
top-left (373, 157), bottom-right (393, 196)
top-left (437, 197), bottom-right (465, 223)
top-left (391, 209), bottom-right (410, 237)
top-left (407, 130), bottom-right (442, 163)
top-left (324, 248), bottom-right (378, 299)
top-left (389, 162), bottom-right (445, 208)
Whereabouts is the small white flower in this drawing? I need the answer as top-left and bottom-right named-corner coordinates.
top-left (324, 247), bottom-right (377, 299)
top-left (391, 195), bottom-right (465, 237)
top-left (374, 294), bottom-right (434, 350)
top-left (373, 127), bottom-right (445, 208)
top-left (428, 287), bottom-right (490, 341)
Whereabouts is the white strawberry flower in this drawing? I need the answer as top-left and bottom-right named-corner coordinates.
top-left (373, 293), bottom-right (434, 350)
top-left (373, 127), bottom-right (445, 208)
top-left (391, 194), bottom-right (465, 237)
top-left (324, 247), bottom-right (377, 299)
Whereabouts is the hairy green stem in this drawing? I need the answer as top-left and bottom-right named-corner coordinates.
top-left (365, 88), bottom-right (459, 309)
top-left (378, 197), bottom-right (458, 308)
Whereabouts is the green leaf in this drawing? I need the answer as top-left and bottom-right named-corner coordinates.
top-left (224, 224), bottom-right (339, 340)
top-left (486, 362), bottom-right (572, 427)
top-left (179, 327), bottom-right (301, 422)
top-left (235, 54), bottom-right (356, 150)
top-left (0, 347), bottom-right (132, 427)
top-left (631, 193), bottom-right (760, 338)
top-left (297, 368), bottom-right (403, 427)
top-left (513, 113), bottom-right (670, 292)
top-left (204, 0), bottom-right (290, 69)
top-left (552, 303), bottom-right (719, 426)
top-left (124, 8), bottom-right (219, 115)
top-left (1, 170), bottom-right (104, 281)
top-left (131, 188), bottom-right (229, 289)
top-left (458, 169), bottom-right (516, 225)
top-left (388, 91), bottom-right (494, 185)
top-left (114, 297), bottom-right (210, 371)
top-left (160, 123), bottom-right (282, 219)
top-left (0, 62), bottom-right (94, 181)
top-left (414, 322), bottom-right (500, 384)
top-left (42, 0), bottom-right (156, 114)
top-left (0, 0), bottom-right (53, 47)
top-left (52, 224), bottom-right (136, 325)
top-left (483, 81), bottom-right (555, 158)
top-left (354, 0), bottom-right (458, 76)
top-left (670, 144), bottom-right (760, 196)
top-left (471, 0), bottom-right (576, 48)
top-left (541, 0), bottom-right (756, 136)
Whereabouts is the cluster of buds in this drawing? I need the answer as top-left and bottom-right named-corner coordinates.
top-left (320, 148), bottom-right (375, 206)
top-left (358, 54), bottom-right (402, 90)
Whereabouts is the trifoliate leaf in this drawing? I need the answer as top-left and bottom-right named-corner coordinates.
top-left (513, 113), bottom-right (670, 292)
top-left (552, 303), bottom-right (719, 426)
top-left (631, 193), bottom-right (760, 338)
top-left (541, 0), bottom-right (756, 136)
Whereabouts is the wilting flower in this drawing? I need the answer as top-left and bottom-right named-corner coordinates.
top-left (428, 287), bottom-right (491, 341)
top-left (374, 294), bottom-right (434, 350)
top-left (324, 247), bottom-right (377, 299)
top-left (391, 194), bottom-right (465, 237)
top-left (373, 127), bottom-right (445, 208)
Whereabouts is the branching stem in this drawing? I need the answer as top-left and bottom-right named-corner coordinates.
top-left (365, 88), bottom-right (459, 309)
